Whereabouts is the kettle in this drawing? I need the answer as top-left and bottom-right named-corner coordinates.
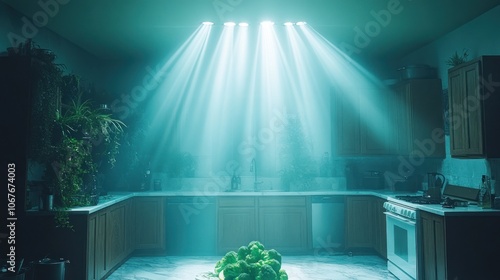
top-left (427, 172), bottom-right (445, 199)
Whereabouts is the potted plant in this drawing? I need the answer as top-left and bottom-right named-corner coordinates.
top-left (446, 49), bottom-right (469, 68)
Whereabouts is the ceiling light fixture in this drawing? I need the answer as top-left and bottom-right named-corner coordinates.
top-left (260, 21), bottom-right (275, 27)
top-left (238, 22), bottom-right (249, 27)
top-left (202, 21), bottom-right (214, 26)
top-left (224, 22), bottom-right (236, 27)
top-left (296, 22), bottom-right (307, 26)
top-left (284, 22), bottom-right (294, 26)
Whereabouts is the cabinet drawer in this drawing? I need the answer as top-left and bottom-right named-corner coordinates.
top-left (259, 196), bottom-right (306, 207)
top-left (218, 197), bottom-right (255, 207)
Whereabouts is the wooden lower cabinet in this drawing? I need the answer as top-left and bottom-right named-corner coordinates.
top-left (419, 211), bottom-right (446, 280)
top-left (345, 196), bottom-right (386, 257)
top-left (217, 197), bottom-right (257, 253)
top-left (134, 197), bottom-right (166, 252)
top-left (345, 196), bottom-right (374, 249)
top-left (258, 197), bottom-right (309, 253)
top-left (217, 196), bottom-right (309, 253)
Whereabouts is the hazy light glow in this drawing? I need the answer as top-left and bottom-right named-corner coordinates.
top-left (296, 21), bottom-right (307, 26)
top-left (260, 21), bottom-right (275, 27)
top-left (144, 22), bottom-right (392, 177)
top-left (224, 22), bottom-right (236, 27)
top-left (202, 21), bottom-right (214, 26)
top-left (284, 22), bottom-right (294, 26)
top-left (238, 22), bottom-right (249, 27)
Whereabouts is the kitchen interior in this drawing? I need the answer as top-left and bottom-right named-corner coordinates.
top-left (2, 0), bottom-right (500, 279)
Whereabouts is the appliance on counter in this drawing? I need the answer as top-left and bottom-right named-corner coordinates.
top-left (426, 172), bottom-right (445, 200)
top-left (383, 201), bottom-right (418, 280)
top-left (345, 166), bottom-right (384, 190)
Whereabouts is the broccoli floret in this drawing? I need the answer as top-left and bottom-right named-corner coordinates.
top-left (225, 251), bottom-right (238, 264)
top-left (248, 262), bottom-right (261, 279)
top-left (263, 259), bottom-right (281, 275)
top-left (264, 249), bottom-right (282, 264)
top-left (235, 272), bottom-right (252, 280)
top-left (256, 264), bottom-right (277, 280)
top-left (224, 263), bottom-right (242, 280)
top-left (237, 245), bottom-right (250, 260)
top-left (278, 269), bottom-right (288, 280)
top-left (248, 240), bottom-right (265, 251)
top-left (214, 251), bottom-right (238, 273)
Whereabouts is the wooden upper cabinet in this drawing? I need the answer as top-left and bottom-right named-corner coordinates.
top-left (392, 79), bottom-right (445, 157)
top-left (448, 56), bottom-right (500, 158)
top-left (332, 86), bottom-right (394, 156)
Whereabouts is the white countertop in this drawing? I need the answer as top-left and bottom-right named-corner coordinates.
top-left (44, 189), bottom-right (500, 216)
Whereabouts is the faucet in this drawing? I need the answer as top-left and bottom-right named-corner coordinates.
top-left (250, 158), bottom-right (263, 191)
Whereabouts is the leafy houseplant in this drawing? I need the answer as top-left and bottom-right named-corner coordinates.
top-left (446, 49), bottom-right (469, 67)
top-left (279, 116), bottom-right (315, 191)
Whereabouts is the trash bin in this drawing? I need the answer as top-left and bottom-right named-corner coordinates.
top-left (33, 258), bottom-right (67, 280)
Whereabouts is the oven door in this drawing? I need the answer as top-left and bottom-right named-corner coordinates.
top-left (385, 212), bottom-right (417, 280)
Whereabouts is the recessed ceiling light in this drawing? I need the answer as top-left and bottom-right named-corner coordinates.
top-left (238, 22), bottom-right (249, 27)
top-left (260, 21), bottom-right (275, 27)
top-left (224, 22), bottom-right (236, 27)
top-left (202, 21), bottom-right (214, 26)
top-left (284, 22), bottom-right (294, 26)
top-left (296, 22), bottom-right (307, 26)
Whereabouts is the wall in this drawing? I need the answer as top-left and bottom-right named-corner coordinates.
top-left (0, 2), bottom-right (106, 88)
top-left (395, 6), bottom-right (500, 188)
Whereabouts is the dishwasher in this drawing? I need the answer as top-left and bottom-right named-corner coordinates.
top-left (165, 196), bottom-right (216, 255)
top-left (311, 196), bottom-right (345, 254)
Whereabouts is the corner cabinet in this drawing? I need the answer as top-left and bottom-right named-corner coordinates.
top-left (392, 79), bottom-right (445, 157)
top-left (448, 56), bottom-right (500, 157)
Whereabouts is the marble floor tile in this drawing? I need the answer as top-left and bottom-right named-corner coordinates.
top-left (106, 254), bottom-right (398, 280)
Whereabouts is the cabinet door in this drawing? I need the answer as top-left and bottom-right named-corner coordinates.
top-left (217, 197), bottom-right (256, 253)
top-left (332, 87), bottom-right (393, 155)
top-left (95, 211), bottom-right (108, 279)
top-left (107, 203), bottom-right (126, 269)
top-left (87, 215), bottom-right (98, 280)
top-left (258, 197), bottom-right (308, 253)
top-left (448, 62), bottom-right (483, 156)
top-left (135, 197), bottom-right (165, 251)
top-left (420, 211), bottom-right (446, 280)
top-left (345, 196), bottom-right (374, 248)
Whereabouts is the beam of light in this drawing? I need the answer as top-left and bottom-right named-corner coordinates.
top-left (224, 22), bottom-right (236, 27)
top-left (284, 22), bottom-right (294, 26)
top-left (238, 22), bottom-right (249, 27)
top-left (145, 24), bottom-right (213, 165)
top-left (296, 24), bottom-right (395, 152)
top-left (296, 21), bottom-right (307, 26)
top-left (260, 21), bottom-right (274, 27)
top-left (202, 21), bottom-right (214, 26)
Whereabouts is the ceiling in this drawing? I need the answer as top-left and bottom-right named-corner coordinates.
top-left (3, 0), bottom-right (500, 61)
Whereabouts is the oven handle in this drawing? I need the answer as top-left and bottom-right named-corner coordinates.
top-left (384, 211), bottom-right (416, 225)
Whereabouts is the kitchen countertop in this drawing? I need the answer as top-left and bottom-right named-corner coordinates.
top-left (43, 189), bottom-right (500, 216)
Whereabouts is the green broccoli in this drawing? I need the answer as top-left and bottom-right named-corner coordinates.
top-left (248, 240), bottom-right (265, 251)
top-left (214, 251), bottom-right (238, 273)
top-left (264, 249), bottom-right (282, 264)
top-left (235, 273), bottom-right (252, 280)
top-left (237, 245), bottom-right (250, 260)
top-left (224, 262), bottom-right (242, 280)
top-left (245, 253), bottom-right (259, 264)
top-left (256, 264), bottom-right (277, 280)
top-left (248, 262), bottom-right (260, 279)
top-left (263, 259), bottom-right (281, 275)
top-left (278, 269), bottom-right (288, 280)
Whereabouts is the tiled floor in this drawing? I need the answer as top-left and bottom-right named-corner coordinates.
top-left (107, 254), bottom-right (398, 280)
